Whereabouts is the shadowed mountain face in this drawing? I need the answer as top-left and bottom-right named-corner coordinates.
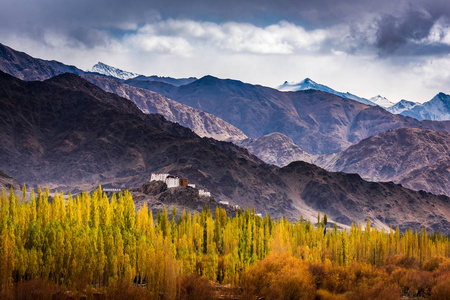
top-left (0, 71), bottom-right (449, 234)
top-left (325, 128), bottom-right (450, 197)
top-left (124, 76), bottom-right (450, 154)
top-left (0, 43), bottom-right (84, 81)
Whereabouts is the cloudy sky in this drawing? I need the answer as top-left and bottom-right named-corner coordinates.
top-left (2, 0), bottom-right (450, 102)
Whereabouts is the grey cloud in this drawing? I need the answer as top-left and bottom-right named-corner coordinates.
top-left (375, 9), bottom-right (436, 55)
top-left (370, 0), bottom-right (450, 57)
top-left (0, 0), bottom-right (411, 32)
top-left (68, 28), bottom-right (114, 48)
top-left (2, 0), bottom-right (450, 57)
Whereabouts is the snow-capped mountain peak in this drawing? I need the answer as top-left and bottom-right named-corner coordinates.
top-left (277, 78), bottom-right (377, 106)
top-left (422, 92), bottom-right (450, 120)
top-left (87, 62), bottom-right (140, 80)
top-left (369, 95), bottom-right (394, 108)
top-left (386, 93), bottom-right (450, 121)
top-left (277, 78), bottom-right (323, 92)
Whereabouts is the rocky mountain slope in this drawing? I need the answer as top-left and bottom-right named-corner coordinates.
top-left (126, 75), bottom-right (450, 154)
top-left (325, 128), bottom-right (450, 197)
top-left (278, 161), bottom-right (449, 233)
top-left (238, 133), bottom-right (312, 166)
top-left (1, 71), bottom-right (449, 233)
top-left (82, 74), bottom-right (247, 142)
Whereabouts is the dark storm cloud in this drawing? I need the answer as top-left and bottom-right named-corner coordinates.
top-left (0, 0), bottom-right (400, 30)
top-left (376, 13), bottom-right (427, 55)
top-left (374, 5), bottom-right (450, 56)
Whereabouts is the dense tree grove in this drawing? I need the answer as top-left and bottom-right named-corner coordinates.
top-left (0, 185), bottom-right (449, 299)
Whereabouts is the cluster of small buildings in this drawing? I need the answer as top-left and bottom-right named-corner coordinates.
top-left (150, 174), bottom-right (263, 216)
top-left (102, 188), bottom-right (123, 192)
top-left (150, 173), bottom-right (211, 197)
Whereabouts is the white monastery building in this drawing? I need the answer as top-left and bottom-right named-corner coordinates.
top-left (151, 173), bottom-right (211, 197)
top-left (165, 176), bottom-right (180, 188)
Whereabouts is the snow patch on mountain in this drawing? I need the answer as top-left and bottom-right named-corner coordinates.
top-left (87, 62), bottom-right (140, 80)
top-left (387, 100), bottom-right (418, 114)
top-left (369, 95), bottom-right (394, 108)
top-left (278, 78), bottom-right (377, 106)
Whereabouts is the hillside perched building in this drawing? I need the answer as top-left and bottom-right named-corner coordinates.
top-left (165, 176), bottom-right (180, 188)
top-left (179, 178), bottom-right (188, 187)
top-left (103, 188), bottom-right (122, 192)
top-left (150, 173), bottom-right (169, 182)
top-left (150, 173), bottom-right (212, 197)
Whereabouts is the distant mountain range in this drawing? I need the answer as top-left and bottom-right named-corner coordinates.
top-left (1, 70), bottom-right (449, 233)
top-left (85, 62), bottom-right (450, 123)
top-left (278, 78), bottom-right (450, 121)
top-left (126, 75), bottom-right (450, 154)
